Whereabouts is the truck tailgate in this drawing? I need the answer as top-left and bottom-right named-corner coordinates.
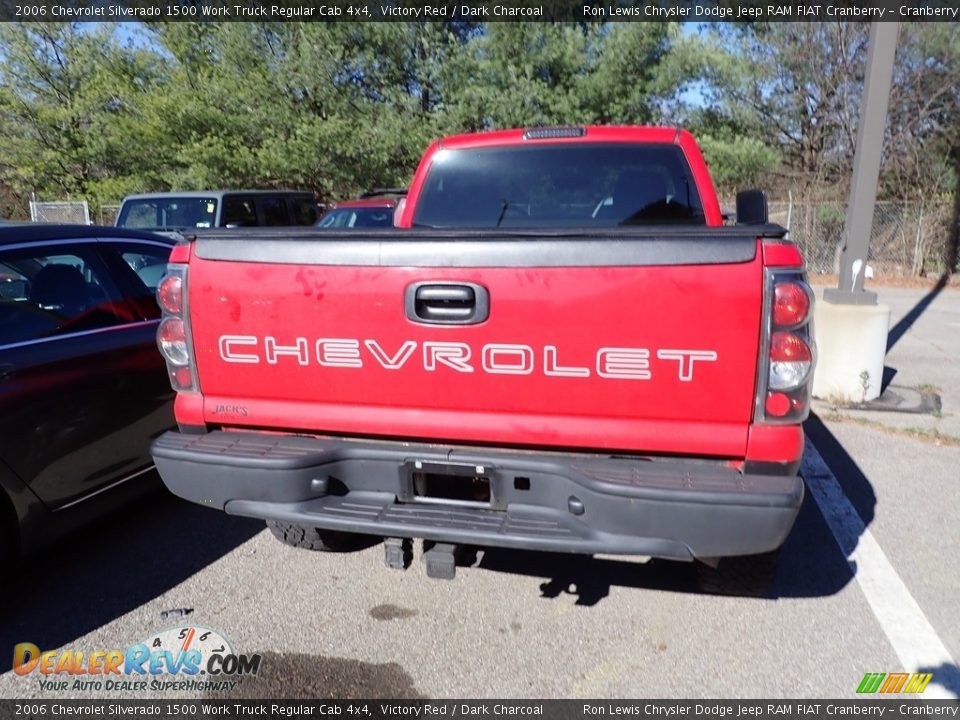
top-left (186, 232), bottom-right (763, 457)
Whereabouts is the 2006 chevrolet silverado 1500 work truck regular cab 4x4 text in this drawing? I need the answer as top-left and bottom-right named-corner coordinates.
top-left (151, 126), bottom-right (815, 594)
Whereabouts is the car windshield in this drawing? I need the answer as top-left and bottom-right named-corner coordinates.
top-left (412, 143), bottom-right (705, 229)
top-left (117, 198), bottom-right (218, 230)
top-left (317, 207), bottom-right (394, 228)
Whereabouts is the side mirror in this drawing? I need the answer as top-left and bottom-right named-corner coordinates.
top-left (736, 189), bottom-right (768, 225)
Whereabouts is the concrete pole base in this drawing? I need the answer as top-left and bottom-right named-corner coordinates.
top-left (812, 299), bottom-right (891, 403)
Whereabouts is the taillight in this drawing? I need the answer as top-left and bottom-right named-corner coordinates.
top-left (769, 331), bottom-right (812, 390)
top-left (773, 282), bottom-right (810, 328)
top-left (157, 274), bottom-right (183, 315)
top-left (156, 250), bottom-right (198, 392)
top-left (765, 391), bottom-right (792, 417)
top-left (158, 318), bottom-right (189, 366)
top-left (756, 270), bottom-right (815, 424)
top-left (171, 366), bottom-right (194, 389)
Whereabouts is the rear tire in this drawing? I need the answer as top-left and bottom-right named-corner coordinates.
top-left (266, 520), bottom-right (378, 553)
top-left (695, 550), bottom-right (780, 597)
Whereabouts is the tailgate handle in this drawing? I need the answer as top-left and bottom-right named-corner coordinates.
top-left (406, 282), bottom-right (489, 325)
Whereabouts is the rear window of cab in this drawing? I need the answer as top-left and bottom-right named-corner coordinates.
top-left (413, 143), bottom-right (705, 229)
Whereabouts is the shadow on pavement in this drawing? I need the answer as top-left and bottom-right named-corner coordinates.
top-left (474, 412), bottom-right (876, 605)
top-left (477, 549), bottom-right (696, 606)
top-left (203, 651), bottom-right (425, 699)
top-left (881, 366), bottom-right (898, 394)
top-left (882, 274), bottom-right (948, 392)
top-left (921, 662), bottom-right (960, 699)
top-left (804, 412), bottom-right (877, 525)
top-left (886, 274), bottom-right (949, 352)
top-left (0, 492), bottom-right (262, 674)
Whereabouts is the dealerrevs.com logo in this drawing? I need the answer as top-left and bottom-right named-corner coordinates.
top-left (13, 626), bottom-right (262, 693)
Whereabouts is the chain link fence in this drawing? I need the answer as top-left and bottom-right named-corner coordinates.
top-left (21, 200), bottom-right (122, 226)
top-left (29, 200), bottom-right (90, 225)
top-left (22, 197), bottom-right (120, 225)
top-left (99, 204), bottom-right (121, 226)
top-left (767, 198), bottom-right (954, 279)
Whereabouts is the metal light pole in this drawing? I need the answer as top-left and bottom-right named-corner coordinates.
top-left (824, 21), bottom-right (900, 305)
top-left (813, 22), bottom-right (899, 402)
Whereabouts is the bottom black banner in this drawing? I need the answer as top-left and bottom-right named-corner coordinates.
top-left (2, 700), bottom-right (959, 720)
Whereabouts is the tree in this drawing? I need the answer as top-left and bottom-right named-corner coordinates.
top-left (138, 23), bottom-right (470, 202)
top-left (437, 23), bottom-right (689, 130)
top-left (0, 23), bottom-right (162, 210)
top-left (882, 24), bottom-right (959, 202)
top-left (695, 133), bottom-right (780, 197)
top-left (693, 22), bottom-right (870, 193)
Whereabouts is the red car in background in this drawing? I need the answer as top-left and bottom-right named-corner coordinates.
top-left (315, 189), bottom-right (405, 229)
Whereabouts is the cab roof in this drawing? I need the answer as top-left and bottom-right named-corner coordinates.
top-left (332, 197), bottom-right (400, 210)
top-left (121, 190), bottom-right (314, 201)
top-left (438, 126), bottom-right (684, 150)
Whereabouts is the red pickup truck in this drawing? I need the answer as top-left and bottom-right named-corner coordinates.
top-left (151, 126), bottom-right (814, 593)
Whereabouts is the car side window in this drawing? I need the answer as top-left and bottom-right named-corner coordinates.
top-left (0, 262), bottom-right (29, 301)
top-left (222, 197), bottom-right (258, 227)
top-left (291, 198), bottom-right (318, 225)
top-left (355, 209), bottom-right (393, 227)
top-left (318, 209), bottom-right (354, 228)
top-left (0, 244), bottom-right (133, 347)
top-left (259, 197), bottom-right (290, 226)
top-left (106, 242), bottom-right (174, 321)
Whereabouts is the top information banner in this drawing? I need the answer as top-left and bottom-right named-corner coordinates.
top-left (1, 0), bottom-right (959, 22)
top-left (1, 701), bottom-right (960, 719)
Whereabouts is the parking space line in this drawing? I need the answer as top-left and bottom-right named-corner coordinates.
top-left (801, 439), bottom-right (958, 700)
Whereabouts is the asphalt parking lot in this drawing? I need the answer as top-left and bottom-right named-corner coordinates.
top-left (2, 285), bottom-right (958, 701)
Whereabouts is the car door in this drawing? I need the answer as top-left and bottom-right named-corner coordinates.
top-left (97, 238), bottom-right (177, 475)
top-left (0, 237), bottom-right (172, 510)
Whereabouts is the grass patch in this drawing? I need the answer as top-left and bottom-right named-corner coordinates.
top-left (821, 411), bottom-right (960, 448)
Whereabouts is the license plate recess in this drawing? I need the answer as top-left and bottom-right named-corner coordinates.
top-left (399, 460), bottom-right (503, 510)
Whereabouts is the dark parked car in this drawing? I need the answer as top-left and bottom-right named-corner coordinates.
top-left (316, 189), bottom-right (405, 229)
top-left (0, 225), bottom-right (176, 569)
top-left (116, 190), bottom-right (320, 232)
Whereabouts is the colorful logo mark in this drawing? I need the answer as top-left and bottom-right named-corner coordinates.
top-left (857, 672), bottom-right (932, 694)
top-left (13, 626), bottom-right (260, 678)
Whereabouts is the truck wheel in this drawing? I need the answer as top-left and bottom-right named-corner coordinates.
top-left (695, 550), bottom-right (780, 597)
top-left (266, 520), bottom-right (378, 552)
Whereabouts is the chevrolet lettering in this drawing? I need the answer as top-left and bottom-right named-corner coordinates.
top-left (217, 336), bottom-right (718, 382)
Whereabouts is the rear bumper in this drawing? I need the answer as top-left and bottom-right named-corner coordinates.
top-left (151, 431), bottom-right (804, 560)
